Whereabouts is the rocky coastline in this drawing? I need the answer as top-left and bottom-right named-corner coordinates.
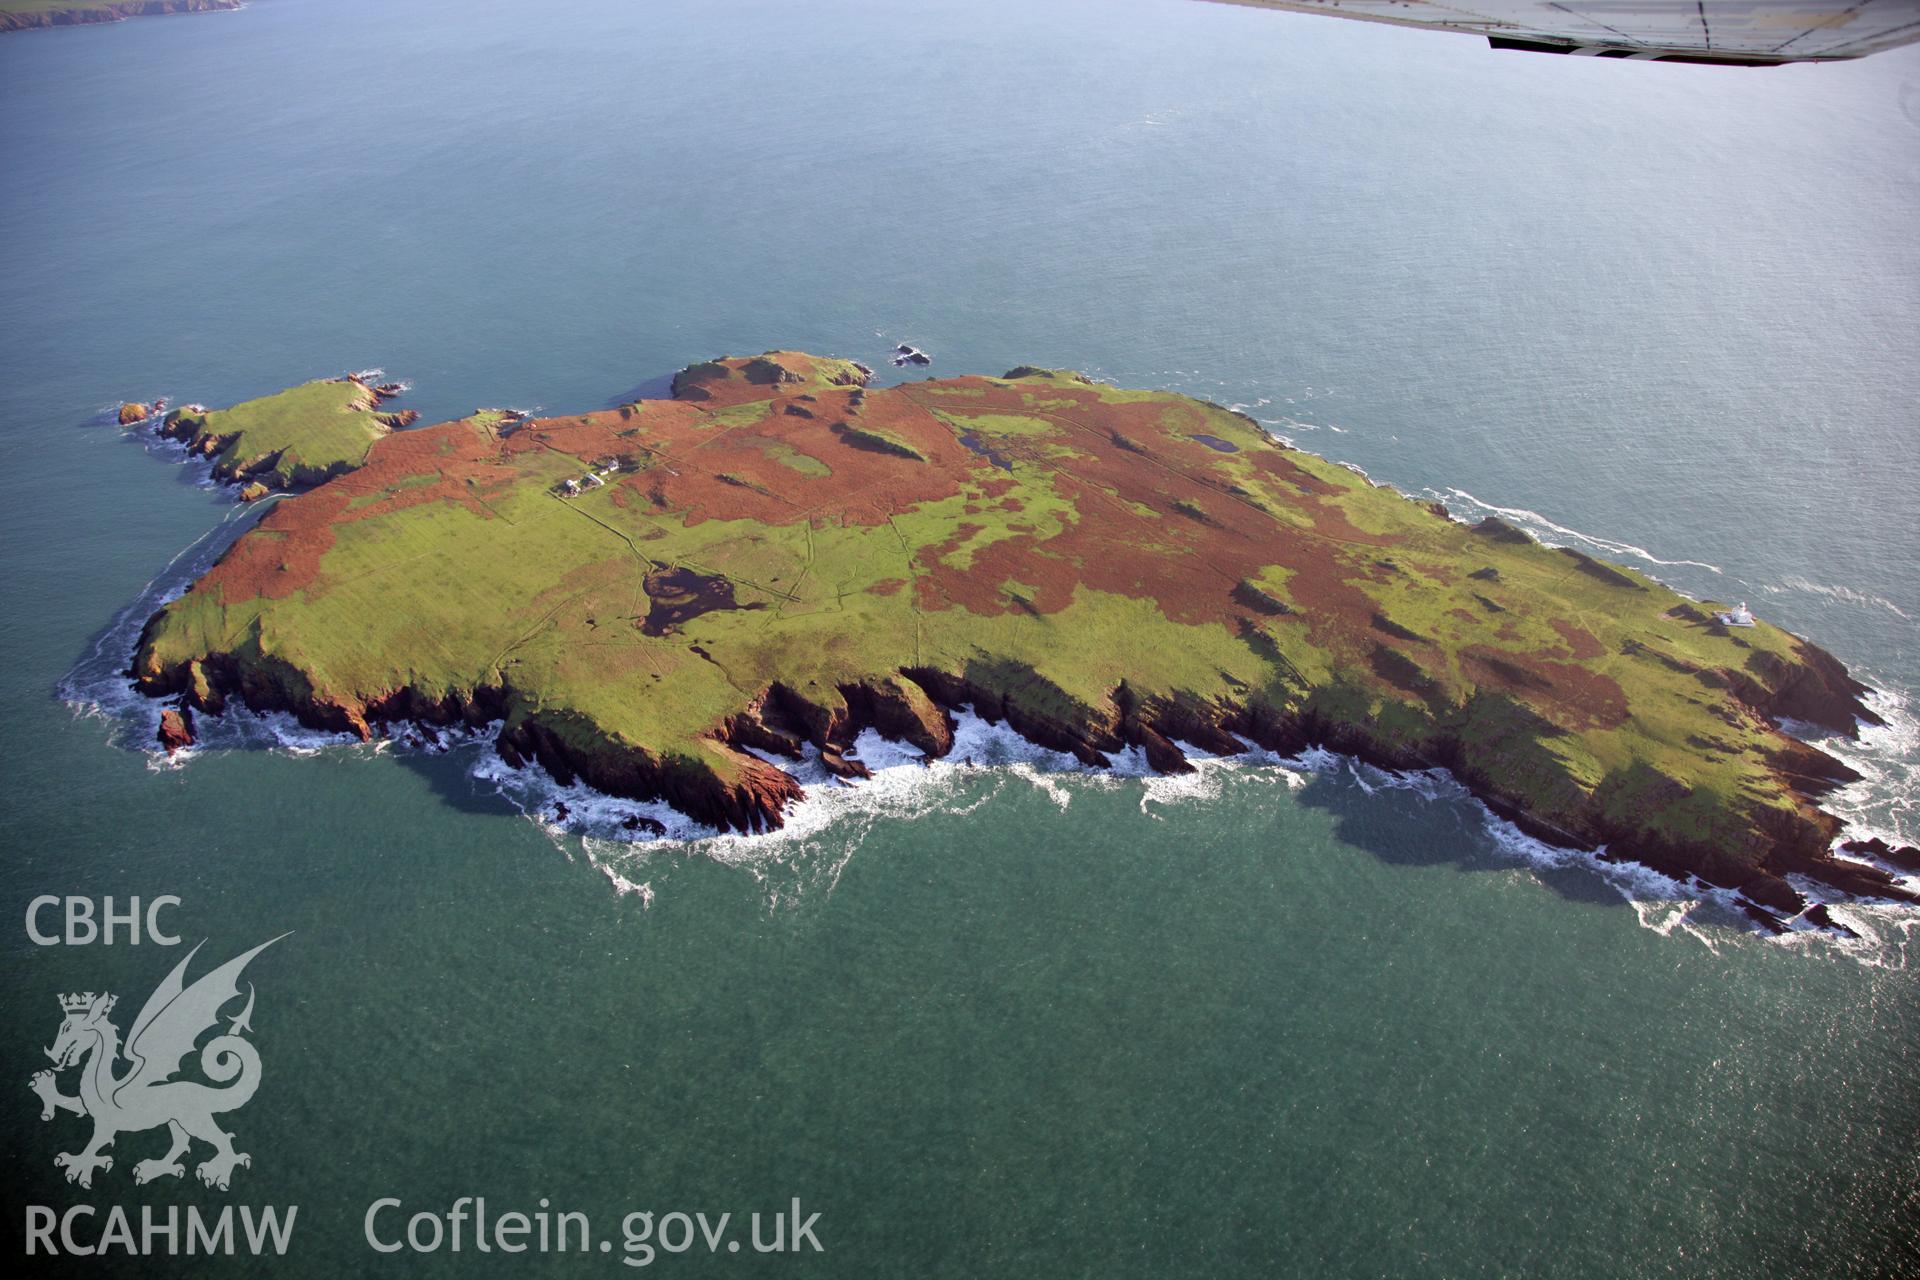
top-left (0, 0), bottom-right (242, 34)
top-left (124, 352), bottom-right (1916, 926)
top-left (136, 631), bottom-right (1909, 924)
top-left (124, 374), bottom-right (416, 499)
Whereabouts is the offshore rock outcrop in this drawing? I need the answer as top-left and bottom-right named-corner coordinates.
top-left (156, 706), bottom-right (194, 755)
top-left (1841, 837), bottom-right (1920, 876)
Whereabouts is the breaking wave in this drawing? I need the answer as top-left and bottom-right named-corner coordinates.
top-left (1780, 685), bottom-right (1919, 859)
top-left (1766, 576), bottom-right (1912, 621)
top-left (1427, 487), bottom-right (1723, 575)
top-left (57, 502), bottom-right (272, 753)
top-left (65, 670), bottom-right (1918, 959)
top-left (61, 519), bottom-right (1915, 960)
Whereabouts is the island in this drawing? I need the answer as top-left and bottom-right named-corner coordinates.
top-left (127, 351), bottom-right (1910, 921)
top-left (0, 0), bottom-right (241, 33)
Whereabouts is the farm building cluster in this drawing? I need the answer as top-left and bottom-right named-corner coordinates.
top-left (553, 454), bottom-right (637, 498)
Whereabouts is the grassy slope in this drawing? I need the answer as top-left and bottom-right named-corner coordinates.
top-left (155, 378), bottom-right (395, 489)
top-left (135, 354), bottom-right (1865, 880)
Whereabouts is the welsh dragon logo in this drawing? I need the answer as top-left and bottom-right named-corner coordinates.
top-left (29, 935), bottom-right (286, 1191)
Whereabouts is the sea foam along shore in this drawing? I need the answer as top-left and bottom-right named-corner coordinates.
top-left (66, 612), bottom-right (1920, 960)
top-left (529, 706), bottom-right (1918, 959)
top-left (59, 514), bottom-right (1918, 952)
top-left (1425, 487), bottom-right (1724, 576)
top-left (59, 445), bottom-right (1916, 952)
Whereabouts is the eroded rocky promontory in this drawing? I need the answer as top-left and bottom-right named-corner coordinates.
top-left (124, 374), bottom-right (415, 499)
top-left (128, 352), bottom-right (1908, 921)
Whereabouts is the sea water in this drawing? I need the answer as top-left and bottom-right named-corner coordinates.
top-left (2, 1), bottom-right (1916, 1275)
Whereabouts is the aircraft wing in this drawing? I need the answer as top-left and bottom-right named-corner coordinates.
top-left (1201, 0), bottom-right (1920, 65)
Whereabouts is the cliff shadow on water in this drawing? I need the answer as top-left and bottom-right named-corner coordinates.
top-left (61, 352), bottom-right (1920, 961)
top-left (1289, 765), bottom-right (1631, 911)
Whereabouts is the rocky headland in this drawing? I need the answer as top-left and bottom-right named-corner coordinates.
top-left (124, 374), bottom-right (415, 499)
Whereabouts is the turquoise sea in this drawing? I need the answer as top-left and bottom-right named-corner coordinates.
top-left (2, 0), bottom-right (1916, 1274)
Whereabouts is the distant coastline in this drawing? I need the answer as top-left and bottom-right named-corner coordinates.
top-left (0, 0), bottom-right (242, 34)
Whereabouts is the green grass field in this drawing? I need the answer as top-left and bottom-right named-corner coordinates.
top-left (153, 377), bottom-right (401, 491)
top-left (133, 353), bottom-right (1873, 896)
